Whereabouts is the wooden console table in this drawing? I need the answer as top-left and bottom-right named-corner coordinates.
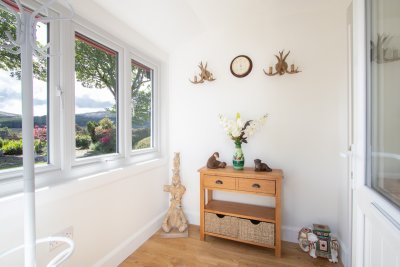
top-left (198, 166), bottom-right (283, 257)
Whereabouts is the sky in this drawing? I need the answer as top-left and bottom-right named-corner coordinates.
top-left (0, 20), bottom-right (114, 116)
top-left (0, 69), bottom-right (114, 116)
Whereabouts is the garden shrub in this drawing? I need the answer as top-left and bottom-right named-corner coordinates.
top-left (3, 139), bottom-right (23, 155)
top-left (134, 137), bottom-right (150, 150)
top-left (86, 121), bottom-right (99, 142)
top-left (92, 118), bottom-right (116, 153)
top-left (33, 125), bottom-right (47, 141)
top-left (0, 127), bottom-right (19, 140)
top-left (76, 134), bottom-right (91, 149)
top-left (0, 137), bottom-right (3, 148)
top-left (34, 139), bottom-right (47, 154)
top-left (132, 127), bottom-right (150, 147)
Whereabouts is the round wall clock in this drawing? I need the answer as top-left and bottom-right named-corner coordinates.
top-left (230, 55), bottom-right (253, 78)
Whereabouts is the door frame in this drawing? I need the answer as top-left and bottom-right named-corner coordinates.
top-left (352, 1), bottom-right (400, 267)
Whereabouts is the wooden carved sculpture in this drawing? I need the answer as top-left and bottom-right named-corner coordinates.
top-left (189, 61), bottom-right (216, 84)
top-left (162, 152), bottom-right (188, 233)
top-left (264, 50), bottom-right (301, 76)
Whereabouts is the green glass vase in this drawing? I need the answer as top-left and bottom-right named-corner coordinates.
top-left (232, 142), bottom-right (244, 170)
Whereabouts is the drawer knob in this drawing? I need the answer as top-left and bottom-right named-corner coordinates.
top-left (252, 183), bottom-right (261, 189)
top-left (215, 180), bottom-right (223, 185)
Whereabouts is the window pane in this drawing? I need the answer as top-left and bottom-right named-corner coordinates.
top-left (367, 0), bottom-right (400, 207)
top-left (0, 7), bottom-right (49, 171)
top-left (75, 33), bottom-right (118, 158)
top-left (131, 60), bottom-right (152, 151)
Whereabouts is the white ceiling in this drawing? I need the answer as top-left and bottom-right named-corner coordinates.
top-left (92, 0), bottom-right (349, 53)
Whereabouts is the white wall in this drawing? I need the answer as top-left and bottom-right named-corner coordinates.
top-left (0, 162), bottom-right (168, 266)
top-left (0, 1), bottom-right (170, 266)
top-left (169, 1), bottom-right (350, 264)
top-left (0, 0), bottom-right (354, 266)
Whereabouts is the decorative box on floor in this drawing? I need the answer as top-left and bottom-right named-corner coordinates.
top-left (312, 224), bottom-right (331, 258)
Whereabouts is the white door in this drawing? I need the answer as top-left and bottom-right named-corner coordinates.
top-left (352, 1), bottom-right (400, 267)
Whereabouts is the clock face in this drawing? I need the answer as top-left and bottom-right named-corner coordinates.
top-left (230, 55), bottom-right (252, 78)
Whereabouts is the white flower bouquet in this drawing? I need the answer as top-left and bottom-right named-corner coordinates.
top-left (218, 112), bottom-right (268, 145)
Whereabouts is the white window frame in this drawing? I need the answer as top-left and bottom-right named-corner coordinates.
top-left (70, 23), bottom-right (124, 167)
top-left (0, 2), bottom-right (163, 196)
top-left (129, 53), bottom-right (160, 157)
top-left (0, 0), bottom-right (61, 180)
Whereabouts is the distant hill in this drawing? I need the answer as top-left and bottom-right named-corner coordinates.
top-left (0, 111), bottom-right (22, 128)
top-left (0, 111), bottom-right (20, 118)
top-left (0, 110), bottom-right (116, 128)
top-left (75, 111), bottom-right (116, 127)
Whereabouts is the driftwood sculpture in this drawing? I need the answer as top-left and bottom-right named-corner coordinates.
top-left (189, 61), bottom-right (216, 84)
top-left (162, 152), bottom-right (188, 233)
top-left (264, 50), bottom-right (301, 76)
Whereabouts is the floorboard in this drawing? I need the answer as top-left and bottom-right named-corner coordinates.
top-left (119, 225), bottom-right (343, 267)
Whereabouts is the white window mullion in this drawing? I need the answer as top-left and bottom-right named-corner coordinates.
top-left (48, 18), bottom-right (60, 169)
top-left (154, 64), bottom-right (161, 154)
top-left (60, 20), bottom-right (75, 175)
top-left (123, 51), bottom-right (132, 159)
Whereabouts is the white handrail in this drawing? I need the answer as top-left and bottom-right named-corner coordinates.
top-left (0, 236), bottom-right (75, 267)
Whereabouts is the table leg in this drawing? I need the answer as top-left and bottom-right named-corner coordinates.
top-left (200, 175), bottom-right (205, 241)
top-left (275, 178), bottom-right (282, 257)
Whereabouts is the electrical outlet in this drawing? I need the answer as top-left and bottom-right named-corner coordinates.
top-left (49, 226), bottom-right (73, 251)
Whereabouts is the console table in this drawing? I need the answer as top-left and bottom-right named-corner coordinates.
top-left (198, 166), bottom-right (283, 257)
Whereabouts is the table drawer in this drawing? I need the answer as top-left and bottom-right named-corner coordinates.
top-left (237, 179), bottom-right (275, 195)
top-left (204, 175), bottom-right (236, 190)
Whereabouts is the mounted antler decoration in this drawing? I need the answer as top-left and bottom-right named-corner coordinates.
top-left (371, 33), bottom-right (400, 64)
top-left (263, 50), bottom-right (301, 76)
top-left (189, 61), bottom-right (215, 84)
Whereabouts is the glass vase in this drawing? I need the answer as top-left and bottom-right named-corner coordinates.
top-left (232, 142), bottom-right (244, 170)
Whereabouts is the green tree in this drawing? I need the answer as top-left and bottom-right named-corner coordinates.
top-left (131, 64), bottom-right (152, 127)
top-left (75, 39), bottom-right (117, 97)
top-left (0, 10), bottom-right (47, 81)
top-left (86, 121), bottom-right (99, 142)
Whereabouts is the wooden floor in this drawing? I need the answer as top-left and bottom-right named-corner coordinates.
top-left (119, 225), bottom-right (343, 267)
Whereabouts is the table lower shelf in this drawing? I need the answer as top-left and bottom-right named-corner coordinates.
top-left (205, 200), bottom-right (276, 223)
top-left (205, 231), bottom-right (276, 249)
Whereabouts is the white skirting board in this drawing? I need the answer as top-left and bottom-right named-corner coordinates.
top-left (93, 211), bottom-right (166, 267)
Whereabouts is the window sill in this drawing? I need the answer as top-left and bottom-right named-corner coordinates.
top-left (0, 157), bottom-right (167, 204)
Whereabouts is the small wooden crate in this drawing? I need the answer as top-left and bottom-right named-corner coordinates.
top-left (238, 218), bottom-right (275, 246)
top-left (205, 212), bottom-right (239, 238)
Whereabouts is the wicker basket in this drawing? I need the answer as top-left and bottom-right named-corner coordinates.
top-left (238, 218), bottom-right (274, 246)
top-left (205, 212), bottom-right (239, 238)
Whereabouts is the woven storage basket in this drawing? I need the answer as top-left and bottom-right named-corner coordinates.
top-left (238, 218), bottom-right (274, 245)
top-left (205, 212), bottom-right (239, 238)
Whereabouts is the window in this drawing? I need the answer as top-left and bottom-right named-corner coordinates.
top-left (74, 32), bottom-right (118, 159)
top-left (131, 60), bottom-right (153, 151)
top-left (367, 0), bottom-right (400, 208)
top-left (0, 2), bottom-right (161, 193)
top-left (0, 2), bottom-right (49, 171)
